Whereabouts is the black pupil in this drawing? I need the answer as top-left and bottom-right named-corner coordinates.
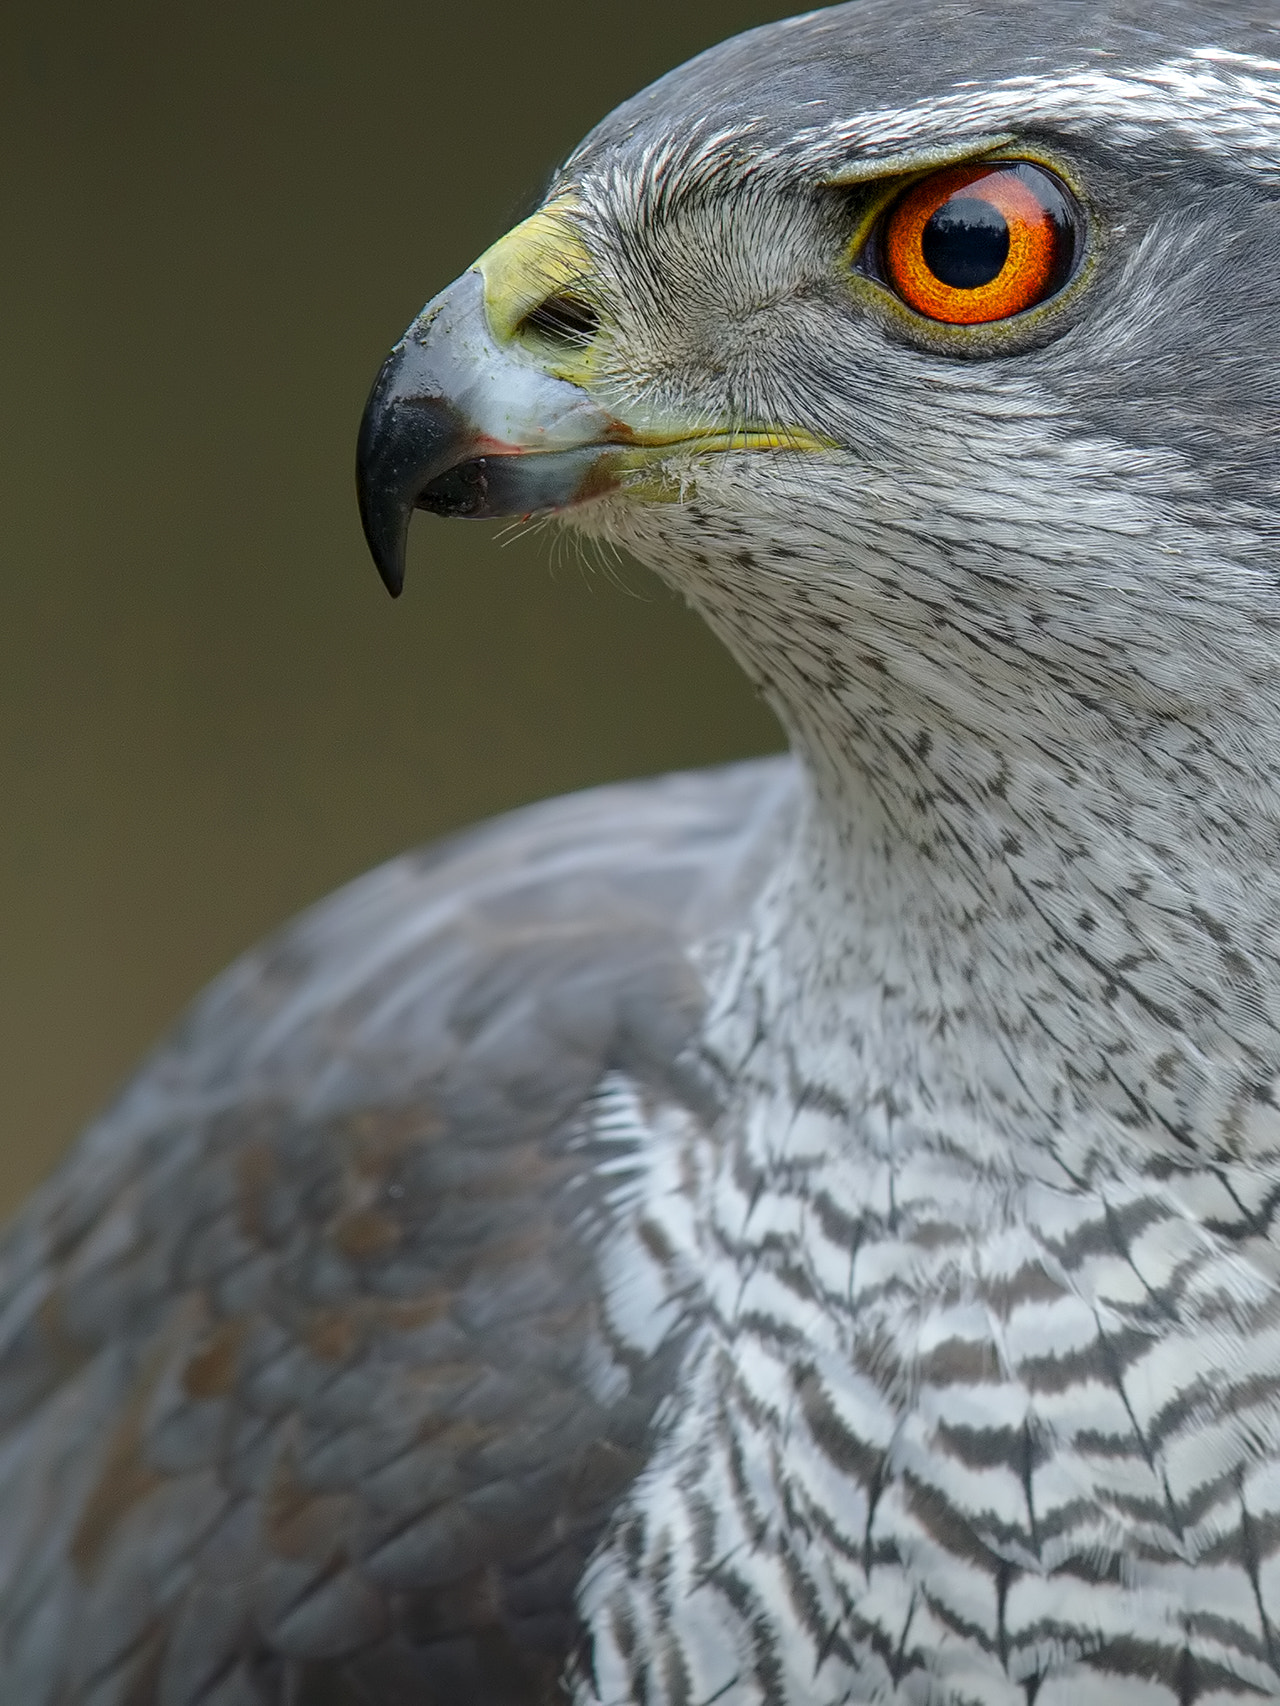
top-left (921, 195), bottom-right (1010, 290)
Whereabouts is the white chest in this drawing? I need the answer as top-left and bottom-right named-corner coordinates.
top-left (578, 1023), bottom-right (1280, 1706)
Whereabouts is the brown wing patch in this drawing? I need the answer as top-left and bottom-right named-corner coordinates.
top-left (266, 1446), bottom-right (358, 1565)
top-left (72, 1348), bottom-right (171, 1576)
top-left (181, 1318), bottom-right (246, 1401)
top-left (0, 759), bottom-right (793, 1702)
top-left (333, 1207), bottom-right (402, 1262)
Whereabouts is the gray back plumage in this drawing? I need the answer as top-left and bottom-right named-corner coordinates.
top-left (0, 760), bottom-right (793, 1704)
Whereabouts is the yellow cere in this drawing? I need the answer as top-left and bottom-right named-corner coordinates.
top-left (474, 201), bottom-right (597, 347)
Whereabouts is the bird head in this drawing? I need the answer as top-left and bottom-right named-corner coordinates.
top-left (358, 0), bottom-right (1280, 826)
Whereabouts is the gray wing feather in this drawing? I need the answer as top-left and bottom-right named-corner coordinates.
top-left (0, 757), bottom-right (794, 1706)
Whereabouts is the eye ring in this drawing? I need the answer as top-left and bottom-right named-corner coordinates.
top-left (879, 161), bottom-right (1079, 326)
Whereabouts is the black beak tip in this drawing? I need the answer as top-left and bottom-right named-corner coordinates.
top-left (357, 481), bottom-right (409, 599)
top-left (356, 367), bottom-right (412, 599)
top-left (356, 333), bottom-right (476, 601)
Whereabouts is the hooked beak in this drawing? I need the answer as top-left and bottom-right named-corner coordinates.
top-left (355, 268), bottom-right (624, 597)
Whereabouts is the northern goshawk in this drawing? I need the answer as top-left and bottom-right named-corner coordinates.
top-left (5, 2), bottom-right (1280, 1702)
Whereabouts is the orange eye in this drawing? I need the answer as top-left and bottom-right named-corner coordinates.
top-left (880, 162), bottom-right (1078, 325)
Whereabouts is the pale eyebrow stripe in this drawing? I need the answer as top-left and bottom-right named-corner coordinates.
top-left (782, 54), bottom-right (1280, 184)
top-left (819, 134), bottom-right (1016, 186)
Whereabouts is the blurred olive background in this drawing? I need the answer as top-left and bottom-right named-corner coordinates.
top-left (0, 0), bottom-right (794, 1217)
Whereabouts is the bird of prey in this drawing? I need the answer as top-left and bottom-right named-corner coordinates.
top-left (5, 0), bottom-right (1280, 1701)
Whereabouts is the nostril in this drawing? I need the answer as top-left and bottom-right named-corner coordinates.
top-left (519, 294), bottom-right (600, 346)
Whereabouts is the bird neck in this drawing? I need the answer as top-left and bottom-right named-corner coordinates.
top-left (690, 572), bottom-right (1280, 1191)
top-left (599, 450), bottom-right (1280, 1183)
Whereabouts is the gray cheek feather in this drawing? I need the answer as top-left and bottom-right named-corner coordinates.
top-left (1048, 188), bottom-right (1280, 517)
